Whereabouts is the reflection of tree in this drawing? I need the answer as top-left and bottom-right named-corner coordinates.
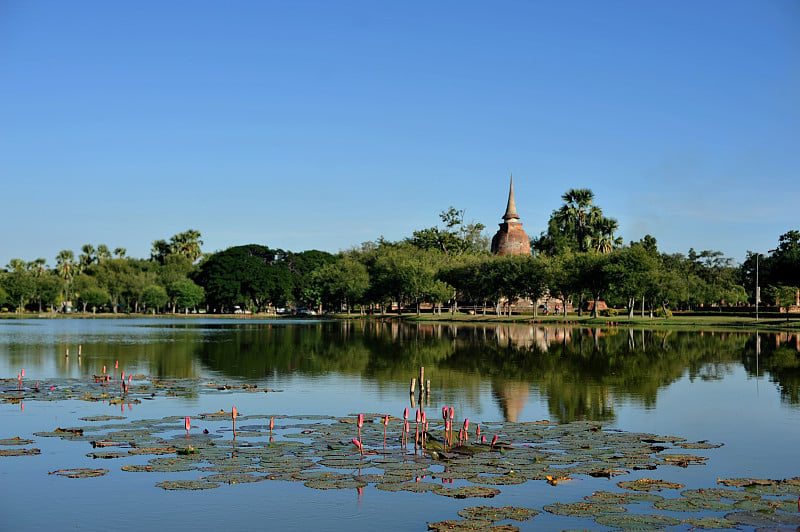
top-left (742, 333), bottom-right (800, 404)
top-left (193, 321), bottom-right (766, 423)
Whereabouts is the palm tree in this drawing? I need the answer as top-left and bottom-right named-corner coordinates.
top-left (554, 188), bottom-right (601, 253)
top-left (593, 217), bottom-right (623, 254)
top-left (56, 249), bottom-right (76, 305)
top-left (170, 229), bottom-right (204, 263)
top-left (79, 244), bottom-right (96, 271)
top-left (113, 247), bottom-right (127, 258)
top-left (96, 244), bottom-right (111, 262)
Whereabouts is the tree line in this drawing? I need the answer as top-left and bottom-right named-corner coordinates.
top-left (2, 191), bottom-right (798, 317)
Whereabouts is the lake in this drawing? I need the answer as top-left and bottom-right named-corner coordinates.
top-left (1, 318), bottom-right (799, 531)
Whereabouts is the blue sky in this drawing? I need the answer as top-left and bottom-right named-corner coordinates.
top-left (2, 1), bottom-right (798, 267)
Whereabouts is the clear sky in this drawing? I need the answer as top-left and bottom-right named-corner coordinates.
top-left (2, 1), bottom-right (798, 268)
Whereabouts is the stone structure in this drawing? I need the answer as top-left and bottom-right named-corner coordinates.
top-left (490, 176), bottom-right (531, 255)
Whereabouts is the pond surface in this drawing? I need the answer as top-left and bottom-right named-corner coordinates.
top-left (1, 318), bottom-right (799, 531)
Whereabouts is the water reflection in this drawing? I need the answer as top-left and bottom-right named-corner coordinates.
top-left (2, 319), bottom-right (799, 422)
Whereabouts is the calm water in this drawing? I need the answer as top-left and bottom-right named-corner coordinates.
top-left (1, 318), bottom-right (799, 531)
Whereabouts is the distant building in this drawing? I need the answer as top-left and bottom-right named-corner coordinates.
top-left (490, 176), bottom-right (531, 255)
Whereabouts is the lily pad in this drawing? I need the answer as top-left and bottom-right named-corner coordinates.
top-left (680, 516), bottom-right (738, 529)
top-left (0, 436), bottom-right (34, 446)
top-left (49, 468), bottom-right (109, 478)
top-left (617, 477), bottom-right (685, 491)
top-left (595, 513), bottom-right (681, 529)
top-left (544, 501), bottom-right (627, 517)
top-left (584, 490), bottom-right (665, 504)
top-left (433, 485), bottom-right (501, 499)
top-left (156, 480), bottom-right (220, 490)
top-left (0, 447), bottom-right (41, 457)
top-left (457, 506), bottom-right (538, 522)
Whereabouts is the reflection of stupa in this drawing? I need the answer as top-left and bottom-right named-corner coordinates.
top-left (491, 380), bottom-right (530, 422)
top-left (491, 176), bottom-right (531, 256)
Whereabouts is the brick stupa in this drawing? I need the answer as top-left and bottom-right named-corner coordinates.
top-left (490, 176), bottom-right (531, 256)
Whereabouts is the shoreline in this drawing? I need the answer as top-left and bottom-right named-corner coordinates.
top-left (2, 310), bottom-right (798, 332)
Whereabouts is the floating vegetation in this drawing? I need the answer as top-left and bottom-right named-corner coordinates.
top-left (0, 436), bottom-right (34, 446)
top-left (86, 451), bottom-right (128, 459)
top-left (457, 506), bottom-right (539, 522)
top-left (156, 480), bottom-right (220, 490)
top-left (433, 486), bottom-right (501, 499)
top-left (80, 415), bottom-right (127, 422)
top-left (654, 496), bottom-right (734, 512)
top-left (594, 512), bottom-right (681, 529)
top-left (428, 520), bottom-right (520, 531)
top-left (203, 473), bottom-right (265, 485)
top-left (675, 440), bottom-right (723, 449)
top-left (680, 516), bottom-right (738, 529)
top-left (49, 468), bottom-right (109, 478)
top-left (543, 501), bottom-right (626, 517)
top-left (658, 453), bottom-right (708, 467)
top-left (584, 490), bottom-right (665, 504)
top-left (617, 477), bottom-right (685, 491)
top-left (724, 510), bottom-right (800, 527)
top-left (0, 447), bottom-right (40, 457)
top-left (13, 380), bottom-right (795, 531)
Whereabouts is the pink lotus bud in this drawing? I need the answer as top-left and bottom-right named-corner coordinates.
top-left (232, 406), bottom-right (238, 419)
top-left (463, 418), bottom-right (469, 432)
top-left (421, 411), bottom-right (426, 424)
top-left (449, 407), bottom-right (454, 420)
top-left (185, 417), bottom-right (191, 432)
top-left (120, 371), bottom-right (125, 381)
top-left (20, 369), bottom-right (24, 378)
top-left (351, 438), bottom-right (362, 449)
top-left (403, 407), bottom-right (409, 420)
top-left (357, 414), bottom-right (364, 428)
top-left (384, 415), bottom-right (389, 427)
top-left (442, 406), bottom-right (448, 420)
top-left (115, 361), bottom-right (118, 369)
top-left (415, 410), bottom-right (421, 423)
top-left (491, 434), bottom-right (498, 448)
top-left (128, 375), bottom-right (132, 384)
top-left (102, 365), bottom-right (106, 374)
top-left (270, 417), bottom-right (275, 430)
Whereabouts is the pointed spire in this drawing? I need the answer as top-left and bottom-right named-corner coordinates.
top-left (502, 174), bottom-right (520, 222)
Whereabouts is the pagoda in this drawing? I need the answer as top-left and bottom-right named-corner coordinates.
top-left (490, 176), bottom-right (531, 255)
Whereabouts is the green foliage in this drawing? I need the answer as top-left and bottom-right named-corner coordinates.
top-left (408, 207), bottom-right (488, 255)
top-left (312, 256), bottom-right (369, 313)
top-left (151, 229), bottom-right (204, 264)
top-left (655, 307), bottom-right (673, 318)
top-left (169, 279), bottom-right (205, 312)
top-left (194, 245), bottom-right (292, 312)
top-left (141, 285), bottom-right (169, 314)
top-left (533, 188), bottom-right (621, 256)
top-left (81, 286), bottom-right (111, 312)
top-left (600, 307), bottom-right (618, 317)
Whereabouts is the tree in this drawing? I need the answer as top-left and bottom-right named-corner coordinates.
top-left (286, 250), bottom-right (337, 308)
top-left (532, 188), bottom-right (622, 255)
top-left (170, 229), bottom-right (204, 263)
top-left (3, 259), bottom-right (34, 312)
top-left (168, 279), bottom-right (205, 313)
top-left (141, 284), bottom-right (168, 314)
top-left (312, 256), bottom-right (370, 314)
top-left (151, 230), bottom-right (204, 264)
top-left (607, 238), bottom-right (661, 318)
top-left (90, 258), bottom-right (135, 313)
top-left (195, 245), bottom-right (292, 313)
top-left (55, 249), bottom-right (76, 305)
top-left (408, 207), bottom-right (489, 255)
top-left (81, 286), bottom-right (110, 313)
